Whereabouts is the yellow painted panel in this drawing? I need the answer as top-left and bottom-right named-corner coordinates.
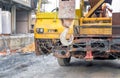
top-left (36, 12), bottom-right (57, 19)
top-left (80, 17), bottom-right (112, 35)
top-left (35, 33), bottom-right (60, 39)
top-left (34, 18), bottom-right (73, 39)
top-left (35, 34), bottom-right (72, 39)
top-left (80, 28), bottom-right (112, 35)
top-left (35, 19), bottom-right (73, 34)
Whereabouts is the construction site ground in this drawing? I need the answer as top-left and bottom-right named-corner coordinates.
top-left (1, 53), bottom-right (120, 78)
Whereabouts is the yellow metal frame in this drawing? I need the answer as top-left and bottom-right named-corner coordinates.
top-left (85, 0), bottom-right (105, 18)
top-left (36, 12), bottom-right (58, 19)
top-left (79, 0), bottom-right (84, 17)
top-left (80, 17), bottom-right (112, 35)
top-left (37, 0), bottom-right (41, 12)
top-left (80, 17), bottom-right (112, 26)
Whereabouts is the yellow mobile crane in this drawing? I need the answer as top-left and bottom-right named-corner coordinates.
top-left (34, 0), bottom-right (120, 66)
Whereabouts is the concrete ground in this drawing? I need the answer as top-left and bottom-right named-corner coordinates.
top-left (0, 53), bottom-right (120, 78)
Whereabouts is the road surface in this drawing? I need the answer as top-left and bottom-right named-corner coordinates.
top-left (0, 53), bottom-right (120, 78)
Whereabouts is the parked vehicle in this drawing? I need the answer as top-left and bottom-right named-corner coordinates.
top-left (34, 0), bottom-right (120, 66)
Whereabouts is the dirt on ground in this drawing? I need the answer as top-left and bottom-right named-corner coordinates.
top-left (0, 53), bottom-right (120, 78)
